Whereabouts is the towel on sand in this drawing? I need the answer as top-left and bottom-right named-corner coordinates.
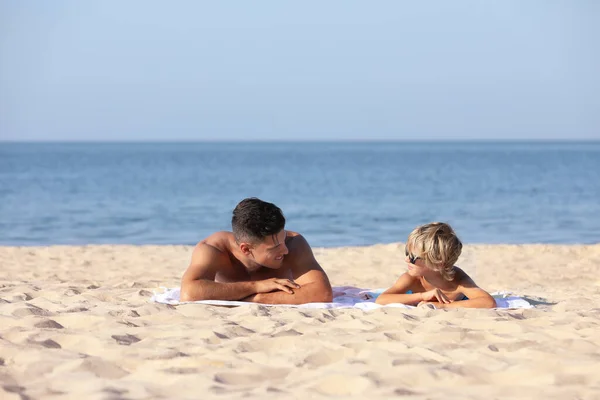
top-left (150, 286), bottom-right (533, 310)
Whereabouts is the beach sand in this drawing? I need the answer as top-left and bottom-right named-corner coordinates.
top-left (1, 244), bottom-right (599, 399)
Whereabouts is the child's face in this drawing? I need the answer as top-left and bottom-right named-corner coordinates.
top-left (405, 246), bottom-right (428, 277)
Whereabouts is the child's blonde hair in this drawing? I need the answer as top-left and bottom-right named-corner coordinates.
top-left (406, 222), bottom-right (462, 281)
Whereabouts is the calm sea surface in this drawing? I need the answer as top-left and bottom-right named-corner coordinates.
top-left (1, 142), bottom-right (599, 247)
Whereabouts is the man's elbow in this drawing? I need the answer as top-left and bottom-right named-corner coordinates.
top-left (179, 289), bottom-right (196, 302)
top-left (313, 293), bottom-right (333, 303)
top-left (180, 281), bottom-right (204, 302)
top-left (309, 283), bottom-right (333, 303)
top-left (323, 282), bottom-right (334, 302)
top-left (319, 290), bottom-right (333, 303)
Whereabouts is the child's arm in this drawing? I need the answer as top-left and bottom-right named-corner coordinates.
top-left (425, 270), bottom-right (496, 309)
top-left (375, 273), bottom-right (424, 305)
top-left (431, 289), bottom-right (495, 308)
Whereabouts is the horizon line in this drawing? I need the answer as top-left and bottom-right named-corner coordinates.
top-left (2, 138), bottom-right (599, 144)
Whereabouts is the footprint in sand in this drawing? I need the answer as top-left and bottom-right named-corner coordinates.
top-left (144, 350), bottom-right (189, 360)
top-left (490, 339), bottom-right (539, 352)
top-left (63, 288), bottom-right (81, 296)
top-left (12, 305), bottom-right (52, 317)
top-left (108, 309), bottom-right (140, 318)
top-left (102, 387), bottom-right (127, 396)
top-left (163, 367), bottom-right (198, 374)
top-left (383, 332), bottom-right (412, 342)
top-left (2, 385), bottom-right (26, 397)
top-left (272, 329), bottom-right (302, 337)
top-left (302, 348), bottom-right (355, 368)
top-left (312, 374), bottom-right (373, 396)
top-left (392, 356), bottom-right (440, 366)
top-left (28, 339), bottom-right (62, 349)
top-left (111, 334), bottom-right (141, 346)
top-left (235, 336), bottom-right (299, 353)
top-left (78, 358), bottom-right (129, 379)
top-left (34, 319), bottom-right (64, 329)
top-left (60, 306), bottom-right (90, 313)
top-left (214, 368), bottom-right (289, 386)
top-left (214, 372), bottom-right (260, 385)
top-left (116, 320), bottom-right (140, 328)
top-left (249, 306), bottom-right (272, 317)
top-left (214, 324), bottom-right (256, 339)
top-left (11, 293), bottom-right (33, 302)
top-left (394, 388), bottom-right (419, 396)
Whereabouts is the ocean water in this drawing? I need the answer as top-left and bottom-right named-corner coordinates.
top-left (1, 141), bottom-right (599, 247)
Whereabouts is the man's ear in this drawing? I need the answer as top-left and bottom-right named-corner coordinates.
top-left (239, 242), bottom-right (253, 256)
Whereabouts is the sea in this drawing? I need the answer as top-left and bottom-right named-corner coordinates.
top-left (1, 141), bottom-right (599, 247)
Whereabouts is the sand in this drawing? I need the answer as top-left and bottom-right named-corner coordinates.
top-left (1, 243), bottom-right (600, 399)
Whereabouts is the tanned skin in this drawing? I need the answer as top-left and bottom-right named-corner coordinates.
top-left (376, 250), bottom-right (496, 309)
top-left (180, 230), bottom-right (333, 304)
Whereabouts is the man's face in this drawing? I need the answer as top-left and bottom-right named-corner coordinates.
top-left (250, 230), bottom-right (289, 269)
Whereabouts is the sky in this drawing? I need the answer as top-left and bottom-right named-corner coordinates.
top-left (0, 1), bottom-right (598, 141)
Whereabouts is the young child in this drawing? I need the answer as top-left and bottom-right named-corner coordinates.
top-left (376, 222), bottom-right (496, 308)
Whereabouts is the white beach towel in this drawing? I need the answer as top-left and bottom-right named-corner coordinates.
top-left (150, 286), bottom-right (533, 310)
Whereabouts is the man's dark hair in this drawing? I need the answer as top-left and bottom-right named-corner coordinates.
top-left (232, 198), bottom-right (286, 243)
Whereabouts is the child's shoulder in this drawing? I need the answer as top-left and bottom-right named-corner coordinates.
top-left (452, 266), bottom-right (476, 287)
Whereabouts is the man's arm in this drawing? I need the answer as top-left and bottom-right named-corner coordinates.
top-left (243, 235), bottom-right (333, 304)
top-left (180, 244), bottom-right (257, 302)
top-left (244, 269), bottom-right (332, 304)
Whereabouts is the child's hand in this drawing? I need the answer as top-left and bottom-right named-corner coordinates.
top-left (420, 288), bottom-right (452, 304)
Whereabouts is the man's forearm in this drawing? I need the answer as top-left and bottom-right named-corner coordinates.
top-left (243, 282), bottom-right (333, 305)
top-left (180, 279), bottom-right (257, 302)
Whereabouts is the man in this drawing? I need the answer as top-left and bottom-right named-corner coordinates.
top-left (180, 197), bottom-right (333, 304)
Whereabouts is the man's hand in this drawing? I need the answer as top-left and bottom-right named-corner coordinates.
top-left (241, 234), bottom-right (332, 305)
top-left (254, 278), bottom-right (301, 294)
top-left (420, 288), bottom-right (452, 304)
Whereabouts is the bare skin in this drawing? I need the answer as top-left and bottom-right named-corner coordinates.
top-left (180, 230), bottom-right (333, 304)
top-left (376, 251), bottom-right (496, 309)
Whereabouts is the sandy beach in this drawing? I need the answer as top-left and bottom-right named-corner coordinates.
top-left (1, 243), bottom-right (599, 399)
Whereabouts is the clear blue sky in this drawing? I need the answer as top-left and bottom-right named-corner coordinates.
top-left (1, 1), bottom-right (598, 141)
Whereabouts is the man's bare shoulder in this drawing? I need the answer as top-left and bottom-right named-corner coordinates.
top-left (283, 231), bottom-right (320, 267)
top-left (282, 231), bottom-right (330, 293)
top-left (284, 231), bottom-right (311, 251)
top-left (190, 231), bottom-right (235, 263)
top-left (196, 231), bottom-right (234, 252)
top-left (183, 232), bottom-right (235, 282)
